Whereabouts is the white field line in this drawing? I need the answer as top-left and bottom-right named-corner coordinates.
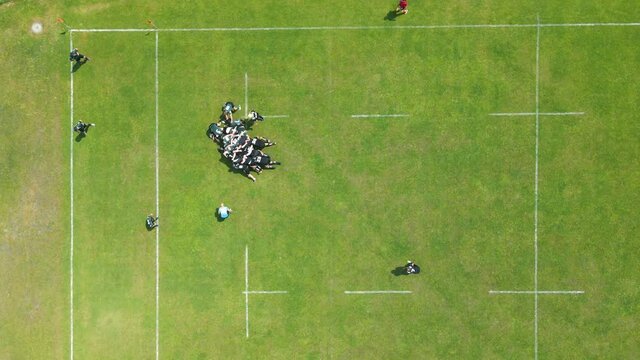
top-left (69, 31), bottom-right (75, 360)
top-left (489, 112), bottom-right (584, 116)
top-left (344, 290), bottom-right (413, 294)
top-left (351, 114), bottom-right (410, 118)
top-left (243, 291), bottom-right (288, 294)
top-left (154, 31), bottom-right (160, 360)
top-left (245, 246), bottom-right (249, 338)
top-left (69, 22), bottom-right (640, 33)
top-left (244, 72), bottom-right (248, 118)
top-left (534, 17), bottom-right (541, 360)
top-left (489, 290), bottom-right (585, 294)
top-left (262, 115), bottom-right (289, 118)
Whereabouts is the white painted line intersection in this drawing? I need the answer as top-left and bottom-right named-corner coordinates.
top-left (490, 290), bottom-right (585, 295)
top-left (244, 246), bottom-right (288, 338)
top-left (489, 112), bottom-right (584, 116)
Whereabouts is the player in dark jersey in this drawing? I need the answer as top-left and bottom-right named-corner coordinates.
top-left (207, 122), bottom-right (224, 142)
top-left (242, 110), bottom-right (264, 129)
top-left (250, 150), bottom-right (281, 173)
top-left (146, 214), bottom-right (159, 230)
top-left (73, 120), bottom-right (95, 135)
top-left (233, 158), bottom-right (257, 182)
top-left (404, 260), bottom-right (420, 274)
top-left (249, 110), bottom-right (264, 122)
top-left (250, 136), bottom-right (275, 150)
top-left (69, 48), bottom-right (90, 63)
top-left (221, 101), bottom-right (241, 122)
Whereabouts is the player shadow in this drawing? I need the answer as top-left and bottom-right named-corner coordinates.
top-left (384, 10), bottom-right (400, 21)
top-left (71, 61), bottom-right (85, 73)
top-left (391, 266), bottom-right (409, 276)
top-left (74, 133), bottom-right (86, 142)
top-left (218, 155), bottom-right (248, 175)
top-left (242, 118), bottom-right (259, 131)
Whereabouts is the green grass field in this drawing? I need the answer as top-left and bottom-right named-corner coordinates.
top-left (1, 1), bottom-right (639, 359)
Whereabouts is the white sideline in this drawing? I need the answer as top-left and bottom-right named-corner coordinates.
top-left (69, 31), bottom-right (75, 360)
top-left (489, 112), bottom-right (584, 116)
top-left (489, 290), bottom-right (585, 295)
top-left (245, 246), bottom-right (249, 338)
top-left (534, 17), bottom-right (541, 360)
top-left (243, 291), bottom-right (288, 294)
top-left (154, 31), bottom-right (160, 360)
top-left (344, 290), bottom-right (412, 294)
top-left (351, 114), bottom-right (410, 118)
top-left (69, 22), bottom-right (640, 33)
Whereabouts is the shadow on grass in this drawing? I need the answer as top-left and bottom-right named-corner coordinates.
top-left (217, 154), bottom-right (258, 181)
top-left (71, 61), bottom-right (86, 73)
top-left (74, 132), bottom-right (85, 142)
top-left (391, 266), bottom-right (409, 276)
top-left (384, 10), bottom-right (400, 21)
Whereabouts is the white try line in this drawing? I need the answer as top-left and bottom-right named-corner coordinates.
top-left (68, 22), bottom-right (640, 33)
top-left (489, 112), bottom-right (585, 116)
top-left (489, 290), bottom-right (585, 295)
top-left (351, 114), bottom-right (410, 118)
top-left (245, 246), bottom-right (249, 338)
top-left (533, 17), bottom-right (541, 360)
top-left (154, 31), bottom-right (160, 360)
top-left (69, 31), bottom-right (75, 360)
top-left (243, 291), bottom-right (288, 294)
top-left (344, 290), bottom-right (413, 294)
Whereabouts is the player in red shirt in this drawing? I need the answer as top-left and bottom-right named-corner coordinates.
top-left (396, 0), bottom-right (408, 15)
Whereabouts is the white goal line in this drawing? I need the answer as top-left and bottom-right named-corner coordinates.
top-left (243, 290), bottom-right (288, 294)
top-left (69, 22), bottom-right (640, 33)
